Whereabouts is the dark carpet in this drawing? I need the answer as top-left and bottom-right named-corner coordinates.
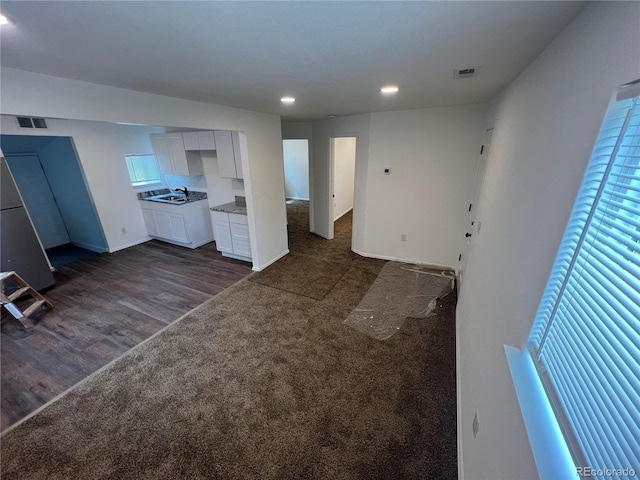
top-left (0, 200), bottom-right (458, 479)
top-left (249, 253), bottom-right (350, 300)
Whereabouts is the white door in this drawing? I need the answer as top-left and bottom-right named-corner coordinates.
top-left (5, 154), bottom-right (70, 249)
top-left (458, 128), bottom-right (493, 290)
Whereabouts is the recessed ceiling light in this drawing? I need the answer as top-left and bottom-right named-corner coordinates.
top-left (380, 86), bottom-right (399, 94)
top-left (0, 13), bottom-right (9, 25)
top-left (281, 96), bottom-right (295, 104)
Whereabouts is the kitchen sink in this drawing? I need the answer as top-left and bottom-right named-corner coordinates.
top-left (148, 193), bottom-right (187, 204)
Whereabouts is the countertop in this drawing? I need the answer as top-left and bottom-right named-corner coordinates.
top-left (210, 201), bottom-right (247, 215)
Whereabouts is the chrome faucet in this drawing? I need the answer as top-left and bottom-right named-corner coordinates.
top-left (174, 186), bottom-right (189, 197)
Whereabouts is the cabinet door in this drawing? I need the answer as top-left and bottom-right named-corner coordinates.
top-left (198, 131), bottom-right (216, 150)
top-left (169, 213), bottom-right (188, 243)
top-left (231, 131), bottom-right (245, 179)
top-left (141, 208), bottom-right (157, 235)
top-left (212, 220), bottom-right (233, 254)
top-left (214, 131), bottom-right (237, 178)
top-left (150, 134), bottom-right (172, 175)
top-left (152, 211), bottom-right (172, 239)
top-left (182, 132), bottom-right (200, 151)
top-left (166, 133), bottom-right (189, 176)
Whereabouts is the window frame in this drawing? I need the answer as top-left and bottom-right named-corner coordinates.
top-left (124, 153), bottom-right (163, 189)
top-left (508, 80), bottom-right (640, 480)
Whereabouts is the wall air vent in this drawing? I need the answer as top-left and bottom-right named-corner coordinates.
top-left (454, 67), bottom-right (479, 79)
top-left (16, 116), bottom-right (48, 129)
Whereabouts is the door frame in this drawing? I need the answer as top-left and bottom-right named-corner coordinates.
top-left (327, 134), bottom-right (358, 240)
top-left (458, 125), bottom-right (494, 289)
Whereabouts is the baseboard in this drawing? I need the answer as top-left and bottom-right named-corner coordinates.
top-left (252, 249), bottom-right (289, 271)
top-left (107, 237), bottom-right (150, 253)
top-left (456, 304), bottom-right (464, 480)
top-left (71, 240), bottom-right (108, 253)
top-left (351, 248), bottom-right (455, 271)
top-left (334, 207), bottom-right (353, 222)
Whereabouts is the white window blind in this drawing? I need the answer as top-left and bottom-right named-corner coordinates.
top-left (125, 154), bottom-right (161, 187)
top-left (528, 81), bottom-right (640, 479)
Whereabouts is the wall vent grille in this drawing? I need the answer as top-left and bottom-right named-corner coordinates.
top-left (16, 116), bottom-right (48, 129)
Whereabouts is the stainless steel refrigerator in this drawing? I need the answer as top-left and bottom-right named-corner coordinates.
top-left (1, 157), bottom-right (55, 291)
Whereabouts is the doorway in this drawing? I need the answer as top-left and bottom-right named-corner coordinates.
top-left (329, 136), bottom-right (356, 239)
top-left (1, 135), bottom-right (108, 267)
top-left (283, 139), bottom-right (309, 202)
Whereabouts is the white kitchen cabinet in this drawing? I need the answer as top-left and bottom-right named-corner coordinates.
top-left (141, 208), bottom-right (157, 236)
top-left (150, 210), bottom-right (188, 243)
top-left (150, 133), bottom-right (204, 176)
top-left (212, 220), bottom-right (233, 254)
top-left (210, 210), bottom-right (251, 261)
top-left (231, 131), bottom-right (245, 179)
top-left (214, 130), bottom-right (246, 179)
top-left (183, 131), bottom-right (216, 151)
top-left (140, 200), bottom-right (213, 249)
top-left (150, 134), bottom-right (172, 175)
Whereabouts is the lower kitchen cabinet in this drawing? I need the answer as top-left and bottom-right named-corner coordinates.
top-left (210, 210), bottom-right (251, 262)
top-left (140, 199), bottom-right (213, 249)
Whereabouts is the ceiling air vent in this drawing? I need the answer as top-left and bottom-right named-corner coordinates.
top-left (454, 67), bottom-right (478, 79)
top-left (16, 116), bottom-right (48, 129)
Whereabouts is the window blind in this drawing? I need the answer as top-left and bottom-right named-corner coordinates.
top-left (528, 82), bottom-right (640, 479)
top-left (125, 154), bottom-right (161, 186)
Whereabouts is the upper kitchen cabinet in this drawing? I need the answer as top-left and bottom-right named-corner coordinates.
top-left (150, 133), bottom-right (204, 176)
top-left (182, 131), bottom-right (216, 151)
top-left (214, 130), bottom-right (246, 179)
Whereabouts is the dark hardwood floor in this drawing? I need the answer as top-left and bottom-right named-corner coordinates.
top-left (1, 240), bottom-right (252, 431)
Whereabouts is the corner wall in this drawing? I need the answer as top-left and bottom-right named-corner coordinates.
top-left (0, 68), bottom-right (287, 269)
top-left (457, 3), bottom-right (640, 478)
top-left (364, 105), bottom-right (486, 267)
top-left (0, 117), bottom-right (164, 251)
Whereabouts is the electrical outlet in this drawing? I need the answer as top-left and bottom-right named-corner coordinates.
top-left (384, 167), bottom-right (391, 175)
top-left (401, 234), bottom-right (407, 242)
top-left (473, 411), bottom-right (479, 438)
top-left (121, 227), bottom-right (127, 235)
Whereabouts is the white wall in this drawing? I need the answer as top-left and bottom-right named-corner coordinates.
top-left (283, 139), bottom-right (309, 200)
top-left (362, 105), bottom-right (486, 267)
top-left (457, 3), bottom-right (640, 479)
top-left (332, 137), bottom-right (356, 220)
top-left (311, 114), bottom-right (371, 241)
top-left (0, 115), bottom-right (164, 251)
top-left (0, 68), bottom-right (288, 270)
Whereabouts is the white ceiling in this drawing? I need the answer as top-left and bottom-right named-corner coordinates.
top-left (0, 1), bottom-right (586, 121)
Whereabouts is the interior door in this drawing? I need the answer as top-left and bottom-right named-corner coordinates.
top-left (5, 154), bottom-right (70, 249)
top-left (458, 128), bottom-right (493, 289)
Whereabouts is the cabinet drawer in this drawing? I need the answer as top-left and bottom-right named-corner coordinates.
top-left (210, 210), bottom-right (229, 222)
top-left (231, 224), bottom-right (250, 242)
top-left (232, 239), bottom-right (251, 258)
top-left (229, 213), bottom-right (248, 225)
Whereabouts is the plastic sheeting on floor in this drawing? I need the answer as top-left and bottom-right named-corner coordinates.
top-left (344, 261), bottom-right (454, 340)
